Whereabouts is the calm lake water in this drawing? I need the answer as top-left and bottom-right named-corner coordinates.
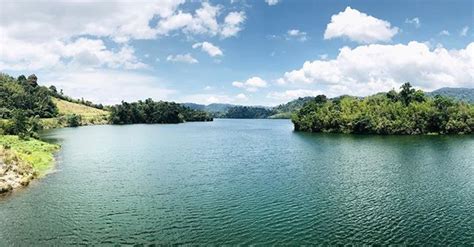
top-left (0, 119), bottom-right (473, 245)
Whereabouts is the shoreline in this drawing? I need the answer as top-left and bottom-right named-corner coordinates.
top-left (0, 135), bottom-right (59, 195)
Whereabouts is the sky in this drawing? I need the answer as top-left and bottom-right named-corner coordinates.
top-left (0, 0), bottom-right (473, 106)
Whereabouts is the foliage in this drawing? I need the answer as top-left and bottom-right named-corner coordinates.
top-left (223, 106), bottom-right (274, 119)
top-left (0, 73), bottom-right (58, 119)
top-left (110, 98), bottom-right (213, 124)
top-left (0, 110), bottom-right (42, 139)
top-left (292, 83), bottom-right (474, 135)
top-left (66, 114), bottom-right (82, 127)
top-left (271, 96), bottom-right (315, 118)
top-left (0, 135), bottom-right (59, 175)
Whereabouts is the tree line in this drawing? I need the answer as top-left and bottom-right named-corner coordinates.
top-left (109, 99), bottom-right (212, 124)
top-left (292, 83), bottom-right (473, 135)
top-left (222, 106), bottom-right (274, 119)
top-left (1, 73), bottom-right (212, 139)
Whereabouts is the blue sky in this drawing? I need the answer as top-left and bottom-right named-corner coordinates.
top-left (1, 0), bottom-right (473, 105)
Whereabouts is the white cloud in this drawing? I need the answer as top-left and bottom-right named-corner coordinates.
top-left (192, 42), bottom-right (223, 57)
top-left (235, 93), bottom-right (248, 100)
top-left (277, 41), bottom-right (474, 96)
top-left (267, 89), bottom-right (323, 101)
top-left (42, 69), bottom-right (175, 105)
top-left (221, 11), bottom-right (246, 38)
top-left (460, 26), bottom-right (469, 36)
top-left (265, 0), bottom-right (280, 6)
top-left (405, 17), bottom-right (421, 28)
top-left (166, 54), bottom-right (198, 64)
top-left (287, 29), bottom-right (308, 41)
top-left (0, 37), bottom-right (146, 71)
top-left (324, 6), bottom-right (399, 43)
top-left (0, 1), bottom-right (245, 71)
top-left (232, 76), bottom-right (268, 92)
top-left (0, 1), bottom-right (245, 43)
top-left (439, 30), bottom-right (450, 36)
top-left (0, 0), bottom-right (184, 43)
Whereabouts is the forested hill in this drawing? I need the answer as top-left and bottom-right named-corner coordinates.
top-left (427, 87), bottom-right (474, 103)
top-left (292, 83), bottom-right (474, 135)
top-left (270, 97), bottom-right (315, 118)
top-left (182, 103), bottom-right (236, 113)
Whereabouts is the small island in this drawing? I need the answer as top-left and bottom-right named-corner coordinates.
top-left (292, 83), bottom-right (473, 135)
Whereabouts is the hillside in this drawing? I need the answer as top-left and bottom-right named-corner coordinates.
top-left (53, 98), bottom-right (109, 119)
top-left (40, 98), bottom-right (109, 128)
top-left (427, 87), bottom-right (474, 103)
top-left (270, 97), bottom-right (315, 118)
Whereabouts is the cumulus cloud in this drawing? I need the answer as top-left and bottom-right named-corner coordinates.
top-left (287, 29), bottom-right (308, 41)
top-left (0, 1), bottom-right (245, 71)
top-left (192, 42), bottom-right (223, 57)
top-left (166, 54), bottom-right (198, 64)
top-left (265, 0), bottom-right (280, 6)
top-left (0, 1), bottom-right (245, 43)
top-left (267, 89), bottom-right (323, 101)
top-left (220, 11), bottom-right (246, 38)
top-left (405, 17), bottom-right (421, 28)
top-left (232, 76), bottom-right (268, 92)
top-left (0, 37), bottom-right (146, 71)
top-left (277, 41), bottom-right (474, 96)
top-left (324, 7), bottom-right (399, 43)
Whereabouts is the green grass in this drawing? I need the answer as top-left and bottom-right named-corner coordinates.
top-left (40, 98), bottom-right (110, 128)
top-left (53, 98), bottom-right (109, 118)
top-left (0, 135), bottom-right (59, 175)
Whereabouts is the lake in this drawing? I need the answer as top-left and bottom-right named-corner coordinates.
top-left (0, 119), bottom-right (473, 245)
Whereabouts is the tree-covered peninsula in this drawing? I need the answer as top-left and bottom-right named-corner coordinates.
top-left (109, 99), bottom-right (213, 124)
top-left (292, 83), bottom-right (474, 135)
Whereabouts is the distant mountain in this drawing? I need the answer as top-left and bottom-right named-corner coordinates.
top-left (427, 87), bottom-right (474, 103)
top-left (182, 103), bottom-right (236, 113)
top-left (182, 103), bottom-right (205, 111)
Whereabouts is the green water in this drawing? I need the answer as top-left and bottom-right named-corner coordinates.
top-left (0, 119), bottom-right (473, 245)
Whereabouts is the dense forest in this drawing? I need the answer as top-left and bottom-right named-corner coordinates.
top-left (109, 99), bottom-right (212, 124)
top-left (0, 73), bottom-right (59, 138)
top-left (0, 74), bottom-right (57, 118)
top-left (223, 106), bottom-right (274, 119)
top-left (292, 83), bottom-right (474, 135)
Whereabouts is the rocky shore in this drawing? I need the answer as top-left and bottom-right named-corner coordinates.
top-left (0, 148), bottom-right (36, 194)
top-left (0, 135), bottom-right (59, 195)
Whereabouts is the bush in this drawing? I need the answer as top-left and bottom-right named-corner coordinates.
top-left (66, 114), bottom-right (82, 127)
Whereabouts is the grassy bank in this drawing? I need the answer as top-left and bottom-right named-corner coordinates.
top-left (41, 98), bottom-right (110, 129)
top-left (0, 135), bottom-right (59, 175)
